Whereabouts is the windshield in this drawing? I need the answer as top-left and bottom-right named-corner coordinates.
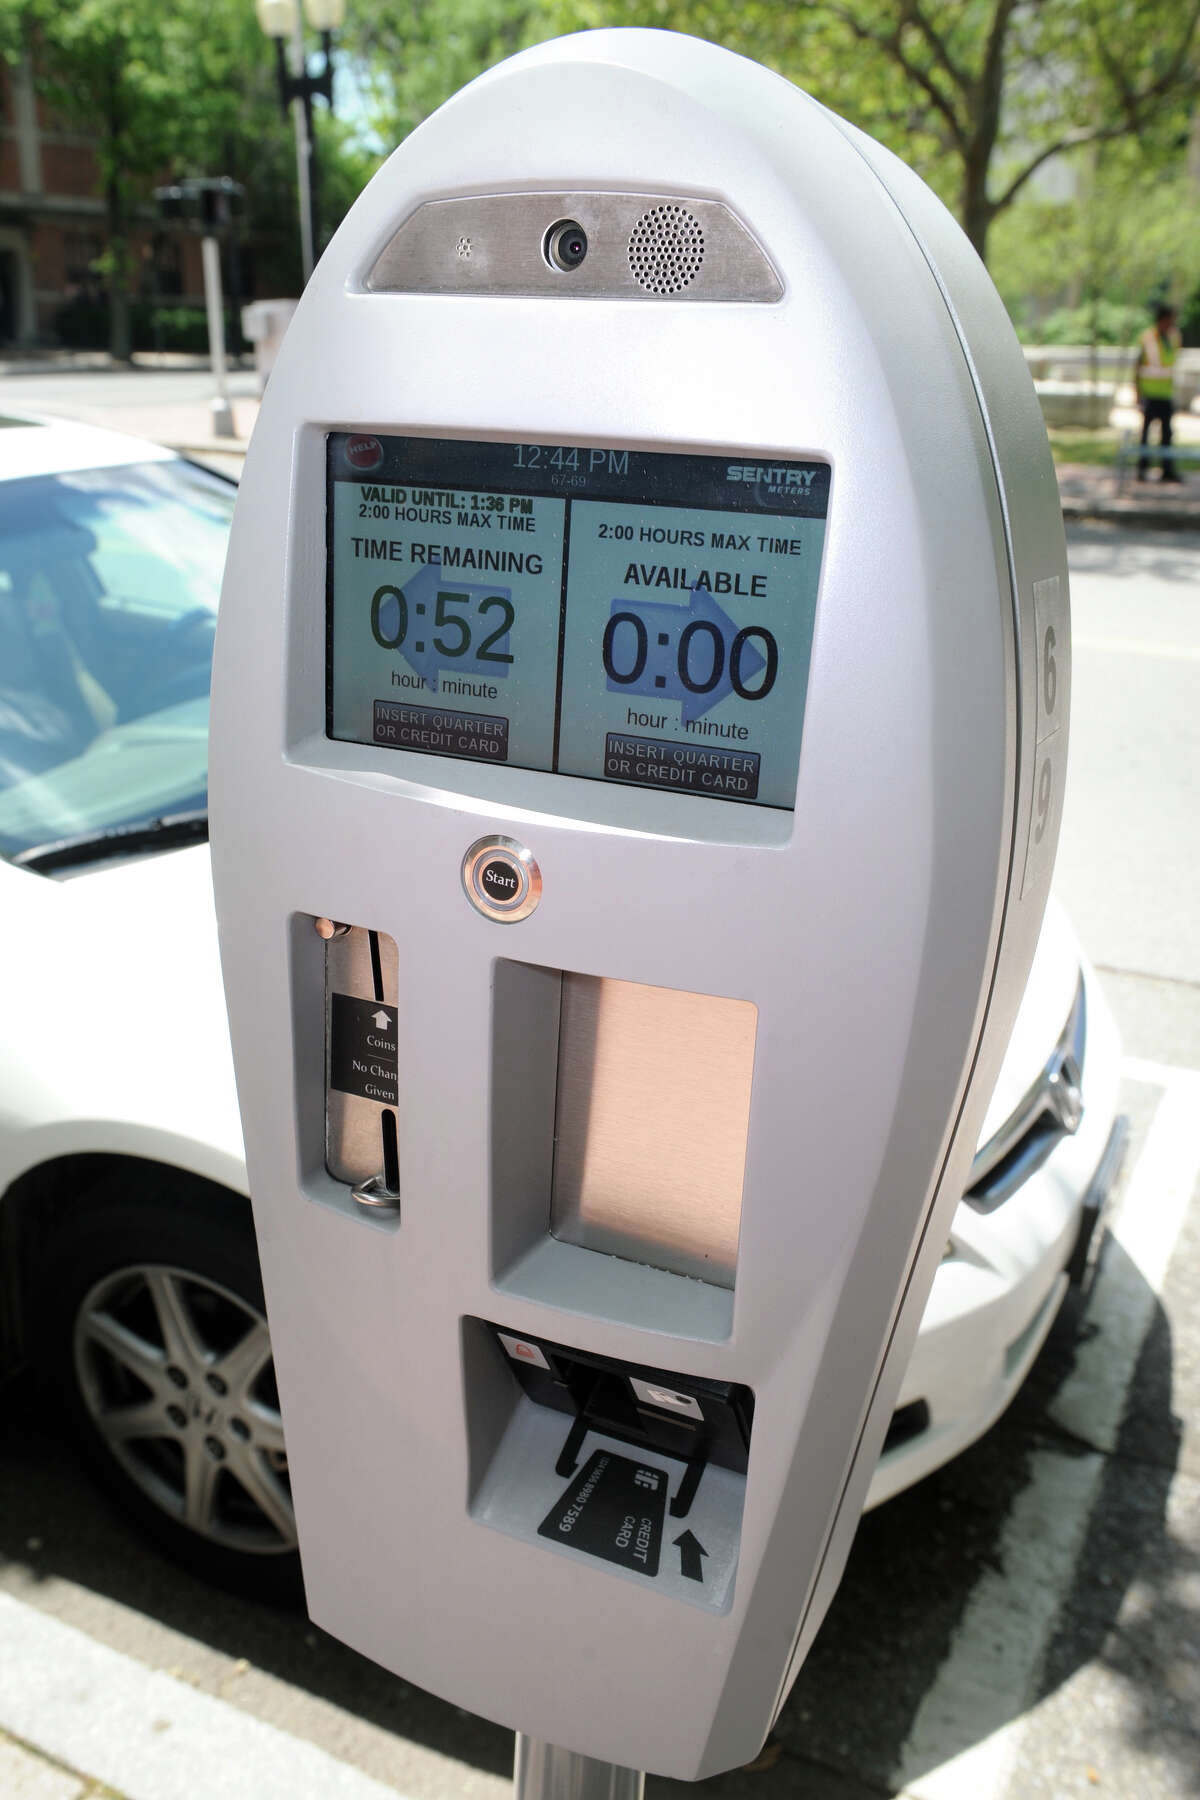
top-left (0, 458), bottom-right (233, 865)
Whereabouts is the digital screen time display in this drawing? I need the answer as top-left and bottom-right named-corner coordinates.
top-left (326, 434), bottom-right (828, 810)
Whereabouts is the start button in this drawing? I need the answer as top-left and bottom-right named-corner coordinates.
top-left (462, 836), bottom-right (541, 923)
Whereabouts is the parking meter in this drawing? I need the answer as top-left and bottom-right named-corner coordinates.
top-left (210, 28), bottom-right (1069, 1783)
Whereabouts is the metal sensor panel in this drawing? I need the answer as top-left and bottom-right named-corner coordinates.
top-left (365, 191), bottom-right (783, 302)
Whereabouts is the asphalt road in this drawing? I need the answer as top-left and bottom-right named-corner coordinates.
top-left (0, 506), bottom-right (1197, 1799)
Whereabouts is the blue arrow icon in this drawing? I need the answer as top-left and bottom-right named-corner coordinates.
top-left (606, 583), bottom-right (764, 724)
top-left (391, 561), bottom-right (513, 692)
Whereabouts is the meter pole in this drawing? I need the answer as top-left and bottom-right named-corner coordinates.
top-left (514, 1735), bottom-right (644, 1800)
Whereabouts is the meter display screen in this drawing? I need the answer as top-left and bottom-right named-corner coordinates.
top-left (326, 434), bottom-right (828, 810)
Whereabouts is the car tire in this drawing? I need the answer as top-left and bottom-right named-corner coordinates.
top-left (36, 1169), bottom-right (302, 1604)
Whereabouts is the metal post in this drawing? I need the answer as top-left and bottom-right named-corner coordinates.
top-left (513, 1735), bottom-right (645, 1800)
top-left (306, 81), bottom-right (322, 260)
top-left (289, 15), bottom-right (316, 282)
top-left (200, 234), bottom-right (235, 439)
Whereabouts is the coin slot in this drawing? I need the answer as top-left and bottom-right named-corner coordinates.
top-left (382, 1109), bottom-right (400, 1194)
top-left (321, 922), bottom-right (401, 1188)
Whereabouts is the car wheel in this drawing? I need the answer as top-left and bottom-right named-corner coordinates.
top-left (38, 1171), bottom-right (302, 1602)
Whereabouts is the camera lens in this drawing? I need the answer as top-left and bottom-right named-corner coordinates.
top-left (544, 219), bottom-right (588, 272)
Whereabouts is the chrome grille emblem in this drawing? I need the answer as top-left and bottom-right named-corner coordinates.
top-left (1047, 1051), bottom-right (1084, 1135)
top-left (967, 976), bottom-right (1086, 1213)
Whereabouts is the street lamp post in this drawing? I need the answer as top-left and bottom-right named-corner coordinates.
top-left (255, 0), bottom-right (345, 284)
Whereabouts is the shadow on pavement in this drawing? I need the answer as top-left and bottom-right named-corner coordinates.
top-left (1033, 1299), bottom-right (1195, 1795)
top-left (0, 1381), bottom-right (516, 1782)
top-left (1067, 518), bottom-right (1200, 578)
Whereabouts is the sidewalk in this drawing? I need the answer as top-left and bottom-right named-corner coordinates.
top-left (10, 363), bottom-right (1200, 529)
top-left (0, 1593), bottom-right (415, 1800)
top-left (1056, 459), bottom-right (1200, 530)
top-left (122, 396), bottom-right (258, 479)
top-left (120, 394), bottom-right (1200, 532)
top-left (0, 351), bottom-right (253, 378)
top-left (155, 414), bottom-right (1200, 532)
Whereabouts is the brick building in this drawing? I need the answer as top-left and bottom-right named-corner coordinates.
top-left (0, 55), bottom-right (208, 347)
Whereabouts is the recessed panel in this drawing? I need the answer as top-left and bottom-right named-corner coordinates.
top-left (550, 974), bottom-right (757, 1287)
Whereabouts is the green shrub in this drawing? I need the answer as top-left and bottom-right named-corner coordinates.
top-left (52, 297), bottom-right (247, 355)
top-left (1036, 300), bottom-right (1148, 346)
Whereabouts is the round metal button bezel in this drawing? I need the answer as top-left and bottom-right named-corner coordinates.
top-left (461, 836), bottom-right (541, 923)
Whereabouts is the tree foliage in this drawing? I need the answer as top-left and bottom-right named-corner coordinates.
top-left (4, 0), bottom-right (1199, 354)
top-left (342, 0), bottom-right (544, 147)
top-left (530, 0), bottom-right (1200, 265)
top-left (0, 0), bottom-right (363, 353)
top-left (798, 0), bottom-right (1200, 260)
top-left (991, 133), bottom-right (1200, 339)
top-left (332, 0), bottom-right (1200, 325)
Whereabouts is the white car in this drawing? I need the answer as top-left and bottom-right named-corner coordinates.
top-left (0, 416), bottom-right (1126, 1595)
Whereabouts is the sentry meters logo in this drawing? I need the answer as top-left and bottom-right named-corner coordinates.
top-left (346, 435), bottom-right (384, 472)
top-left (726, 463), bottom-right (818, 495)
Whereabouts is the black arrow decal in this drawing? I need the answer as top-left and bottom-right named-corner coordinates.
top-left (674, 1529), bottom-right (708, 1582)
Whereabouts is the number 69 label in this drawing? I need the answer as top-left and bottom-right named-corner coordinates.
top-left (1021, 576), bottom-right (1068, 899)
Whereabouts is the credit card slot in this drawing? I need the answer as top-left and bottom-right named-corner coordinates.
top-left (464, 1317), bottom-right (751, 1614)
top-left (486, 1322), bottom-right (753, 1487)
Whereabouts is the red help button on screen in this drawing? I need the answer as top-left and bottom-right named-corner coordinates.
top-left (345, 434), bottom-right (384, 471)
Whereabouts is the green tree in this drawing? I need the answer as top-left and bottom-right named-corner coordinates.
top-left (343, 0), bottom-right (542, 146)
top-left (990, 136), bottom-right (1200, 340)
top-left (533, 0), bottom-right (1200, 265)
top-left (0, 0), bottom-right (363, 356)
top-left (4, 0), bottom-right (154, 354)
top-left (800, 0), bottom-right (1200, 262)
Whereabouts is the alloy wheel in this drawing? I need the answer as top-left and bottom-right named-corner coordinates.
top-left (72, 1263), bottom-right (295, 1555)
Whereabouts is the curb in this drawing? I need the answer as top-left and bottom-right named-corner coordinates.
top-left (0, 354), bottom-right (255, 377)
top-left (1059, 497), bottom-right (1200, 531)
top-left (165, 438), bottom-right (250, 458)
top-left (0, 1593), bottom-right (405, 1800)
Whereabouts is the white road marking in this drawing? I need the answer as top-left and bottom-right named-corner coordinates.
top-left (894, 1058), bottom-right (1200, 1800)
top-left (1122, 1054), bottom-right (1200, 1089)
top-left (893, 1448), bottom-right (1104, 1800)
top-left (0, 1592), bottom-right (404, 1800)
top-left (1073, 636), bottom-right (1200, 663)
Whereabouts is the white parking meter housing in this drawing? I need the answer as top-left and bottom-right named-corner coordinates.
top-left (210, 30), bottom-right (1069, 1782)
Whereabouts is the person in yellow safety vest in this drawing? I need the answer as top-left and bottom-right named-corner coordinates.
top-left (1136, 303), bottom-right (1183, 482)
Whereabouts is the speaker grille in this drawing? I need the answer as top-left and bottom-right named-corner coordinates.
top-left (627, 204), bottom-right (706, 294)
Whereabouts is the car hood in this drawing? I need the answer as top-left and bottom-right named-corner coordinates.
top-left (0, 849), bottom-right (1081, 1199)
top-left (0, 840), bottom-right (245, 1192)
